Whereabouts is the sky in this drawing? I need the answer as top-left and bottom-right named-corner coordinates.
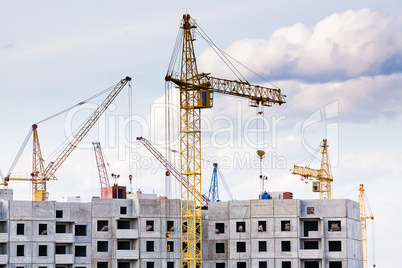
top-left (1, 0), bottom-right (402, 266)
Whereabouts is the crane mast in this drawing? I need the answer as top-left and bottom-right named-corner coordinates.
top-left (165, 14), bottom-right (286, 267)
top-left (207, 163), bottom-right (219, 202)
top-left (358, 184), bottom-right (375, 268)
top-left (32, 76), bottom-right (131, 201)
top-left (292, 139), bottom-right (333, 199)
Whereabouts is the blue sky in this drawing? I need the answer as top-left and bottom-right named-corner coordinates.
top-left (1, 1), bottom-right (402, 266)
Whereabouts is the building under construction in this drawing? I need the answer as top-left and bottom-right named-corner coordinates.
top-left (0, 188), bottom-right (361, 268)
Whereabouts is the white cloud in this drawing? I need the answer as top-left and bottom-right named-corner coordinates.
top-left (198, 9), bottom-right (402, 82)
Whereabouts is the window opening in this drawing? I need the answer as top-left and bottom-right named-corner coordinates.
top-left (56, 210), bottom-right (63, 218)
top-left (118, 241), bottom-right (131, 250)
top-left (17, 223), bottom-right (24, 235)
top-left (328, 221), bottom-right (341, 231)
top-left (304, 221), bottom-right (318, 237)
top-left (75, 246), bottom-right (86, 257)
top-left (97, 241), bottom-right (108, 252)
top-left (120, 206), bottom-right (127, 214)
top-left (258, 221), bottom-right (266, 232)
top-left (146, 241), bottom-right (154, 252)
top-left (39, 224), bottom-right (48, 235)
top-left (258, 241), bottom-right (267, 252)
top-left (329, 241), bottom-right (342, 252)
top-left (281, 241), bottom-right (291, 252)
top-left (38, 245), bottom-right (47, 256)
top-left (97, 220), bottom-right (109, 232)
top-left (236, 221), bottom-right (245, 232)
top-left (146, 220), bottom-right (154, 231)
top-left (75, 225), bottom-right (87, 236)
top-left (281, 220), bottom-right (290, 231)
top-left (236, 241), bottom-right (246, 252)
top-left (215, 242), bottom-right (224, 253)
top-left (215, 222), bottom-right (224, 234)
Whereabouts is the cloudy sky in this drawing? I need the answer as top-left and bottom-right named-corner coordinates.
top-left (1, 0), bottom-right (401, 266)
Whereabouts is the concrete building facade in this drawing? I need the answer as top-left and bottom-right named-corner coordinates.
top-left (0, 190), bottom-right (362, 268)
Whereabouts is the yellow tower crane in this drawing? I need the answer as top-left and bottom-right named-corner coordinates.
top-left (292, 139), bottom-right (333, 199)
top-left (165, 14), bottom-right (286, 267)
top-left (358, 184), bottom-right (375, 268)
top-left (3, 77), bottom-right (131, 201)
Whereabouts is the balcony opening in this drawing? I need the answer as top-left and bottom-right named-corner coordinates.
top-left (305, 261), bottom-right (319, 268)
top-left (97, 241), bottom-right (108, 252)
top-left (118, 262), bottom-right (130, 268)
top-left (329, 241), bottom-right (342, 252)
top-left (0, 222), bottom-right (7, 233)
top-left (281, 220), bottom-right (290, 231)
top-left (304, 221), bottom-right (318, 237)
top-left (56, 224), bottom-right (66, 233)
top-left (0, 243), bottom-right (7, 254)
top-left (118, 241), bottom-right (131, 250)
top-left (258, 221), bottom-right (266, 232)
top-left (236, 221), bottom-right (245, 232)
top-left (215, 242), bottom-right (224, 254)
top-left (304, 240), bottom-right (319, 249)
top-left (56, 245), bottom-right (66, 254)
top-left (328, 221), bottom-right (341, 231)
top-left (146, 220), bottom-right (154, 231)
top-left (215, 222), bottom-right (224, 234)
top-left (97, 220), bottom-right (109, 232)
top-left (117, 220), bottom-right (130, 229)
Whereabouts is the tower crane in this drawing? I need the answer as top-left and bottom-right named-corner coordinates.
top-left (207, 163), bottom-right (219, 202)
top-left (3, 76), bottom-right (131, 201)
top-left (92, 142), bottom-right (111, 194)
top-left (358, 184), bottom-right (375, 268)
top-left (165, 14), bottom-right (286, 267)
top-left (292, 139), bottom-right (333, 199)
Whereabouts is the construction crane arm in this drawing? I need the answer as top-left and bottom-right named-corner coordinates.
top-left (136, 137), bottom-right (208, 205)
top-left (166, 73), bottom-right (286, 106)
top-left (43, 77), bottom-right (131, 181)
top-left (292, 165), bottom-right (322, 178)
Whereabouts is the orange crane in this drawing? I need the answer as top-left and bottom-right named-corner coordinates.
top-left (165, 14), bottom-right (286, 267)
top-left (358, 184), bottom-right (375, 268)
top-left (3, 76), bottom-right (131, 201)
top-left (292, 139), bottom-right (333, 199)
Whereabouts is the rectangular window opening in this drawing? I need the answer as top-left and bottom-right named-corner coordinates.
top-left (329, 261), bottom-right (342, 268)
top-left (118, 262), bottom-right (130, 268)
top-left (215, 222), bottom-right (224, 234)
top-left (17, 223), bottom-right (24, 235)
top-left (329, 241), bottom-right (342, 252)
top-left (167, 262), bottom-right (175, 268)
top-left (120, 206), bottom-right (127, 215)
top-left (75, 245), bottom-right (87, 257)
top-left (258, 241), bottom-right (267, 252)
top-left (259, 261), bottom-right (267, 268)
top-left (304, 240), bottom-right (319, 249)
top-left (236, 241), bottom-right (246, 253)
top-left (215, 242), bottom-right (225, 254)
top-left (75, 224), bottom-right (87, 236)
top-left (307, 207), bottom-right (315, 214)
top-left (97, 262), bottom-right (108, 268)
top-left (117, 220), bottom-right (130, 229)
top-left (39, 223), bottom-right (48, 235)
top-left (236, 221), bottom-right (245, 232)
top-left (146, 262), bottom-right (154, 268)
top-left (39, 245), bottom-right (47, 256)
top-left (237, 262), bottom-right (246, 268)
top-left (17, 245), bottom-right (24, 256)
top-left (146, 241), bottom-right (154, 252)
top-left (281, 220), bottom-right (290, 231)
top-left (146, 220), bottom-right (154, 231)
top-left (216, 263), bottom-right (225, 268)
top-left (281, 241), bottom-right (291, 252)
top-left (97, 220), bottom-right (109, 232)
top-left (56, 210), bottom-right (63, 218)
top-left (167, 220), bottom-right (175, 232)
top-left (56, 245), bottom-right (66, 254)
top-left (282, 261), bottom-right (291, 268)
top-left (56, 224), bottom-right (66, 233)
top-left (167, 241), bottom-right (174, 252)
top-left (328, 221), bottom-right (341, 231)
top-left (97, 241), bottom-right (108, 252)
top-left (258, 220), bottom-right (266, 232)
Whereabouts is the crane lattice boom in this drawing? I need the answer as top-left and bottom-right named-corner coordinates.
top-left (92, 142), bottom-right (111, 189)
